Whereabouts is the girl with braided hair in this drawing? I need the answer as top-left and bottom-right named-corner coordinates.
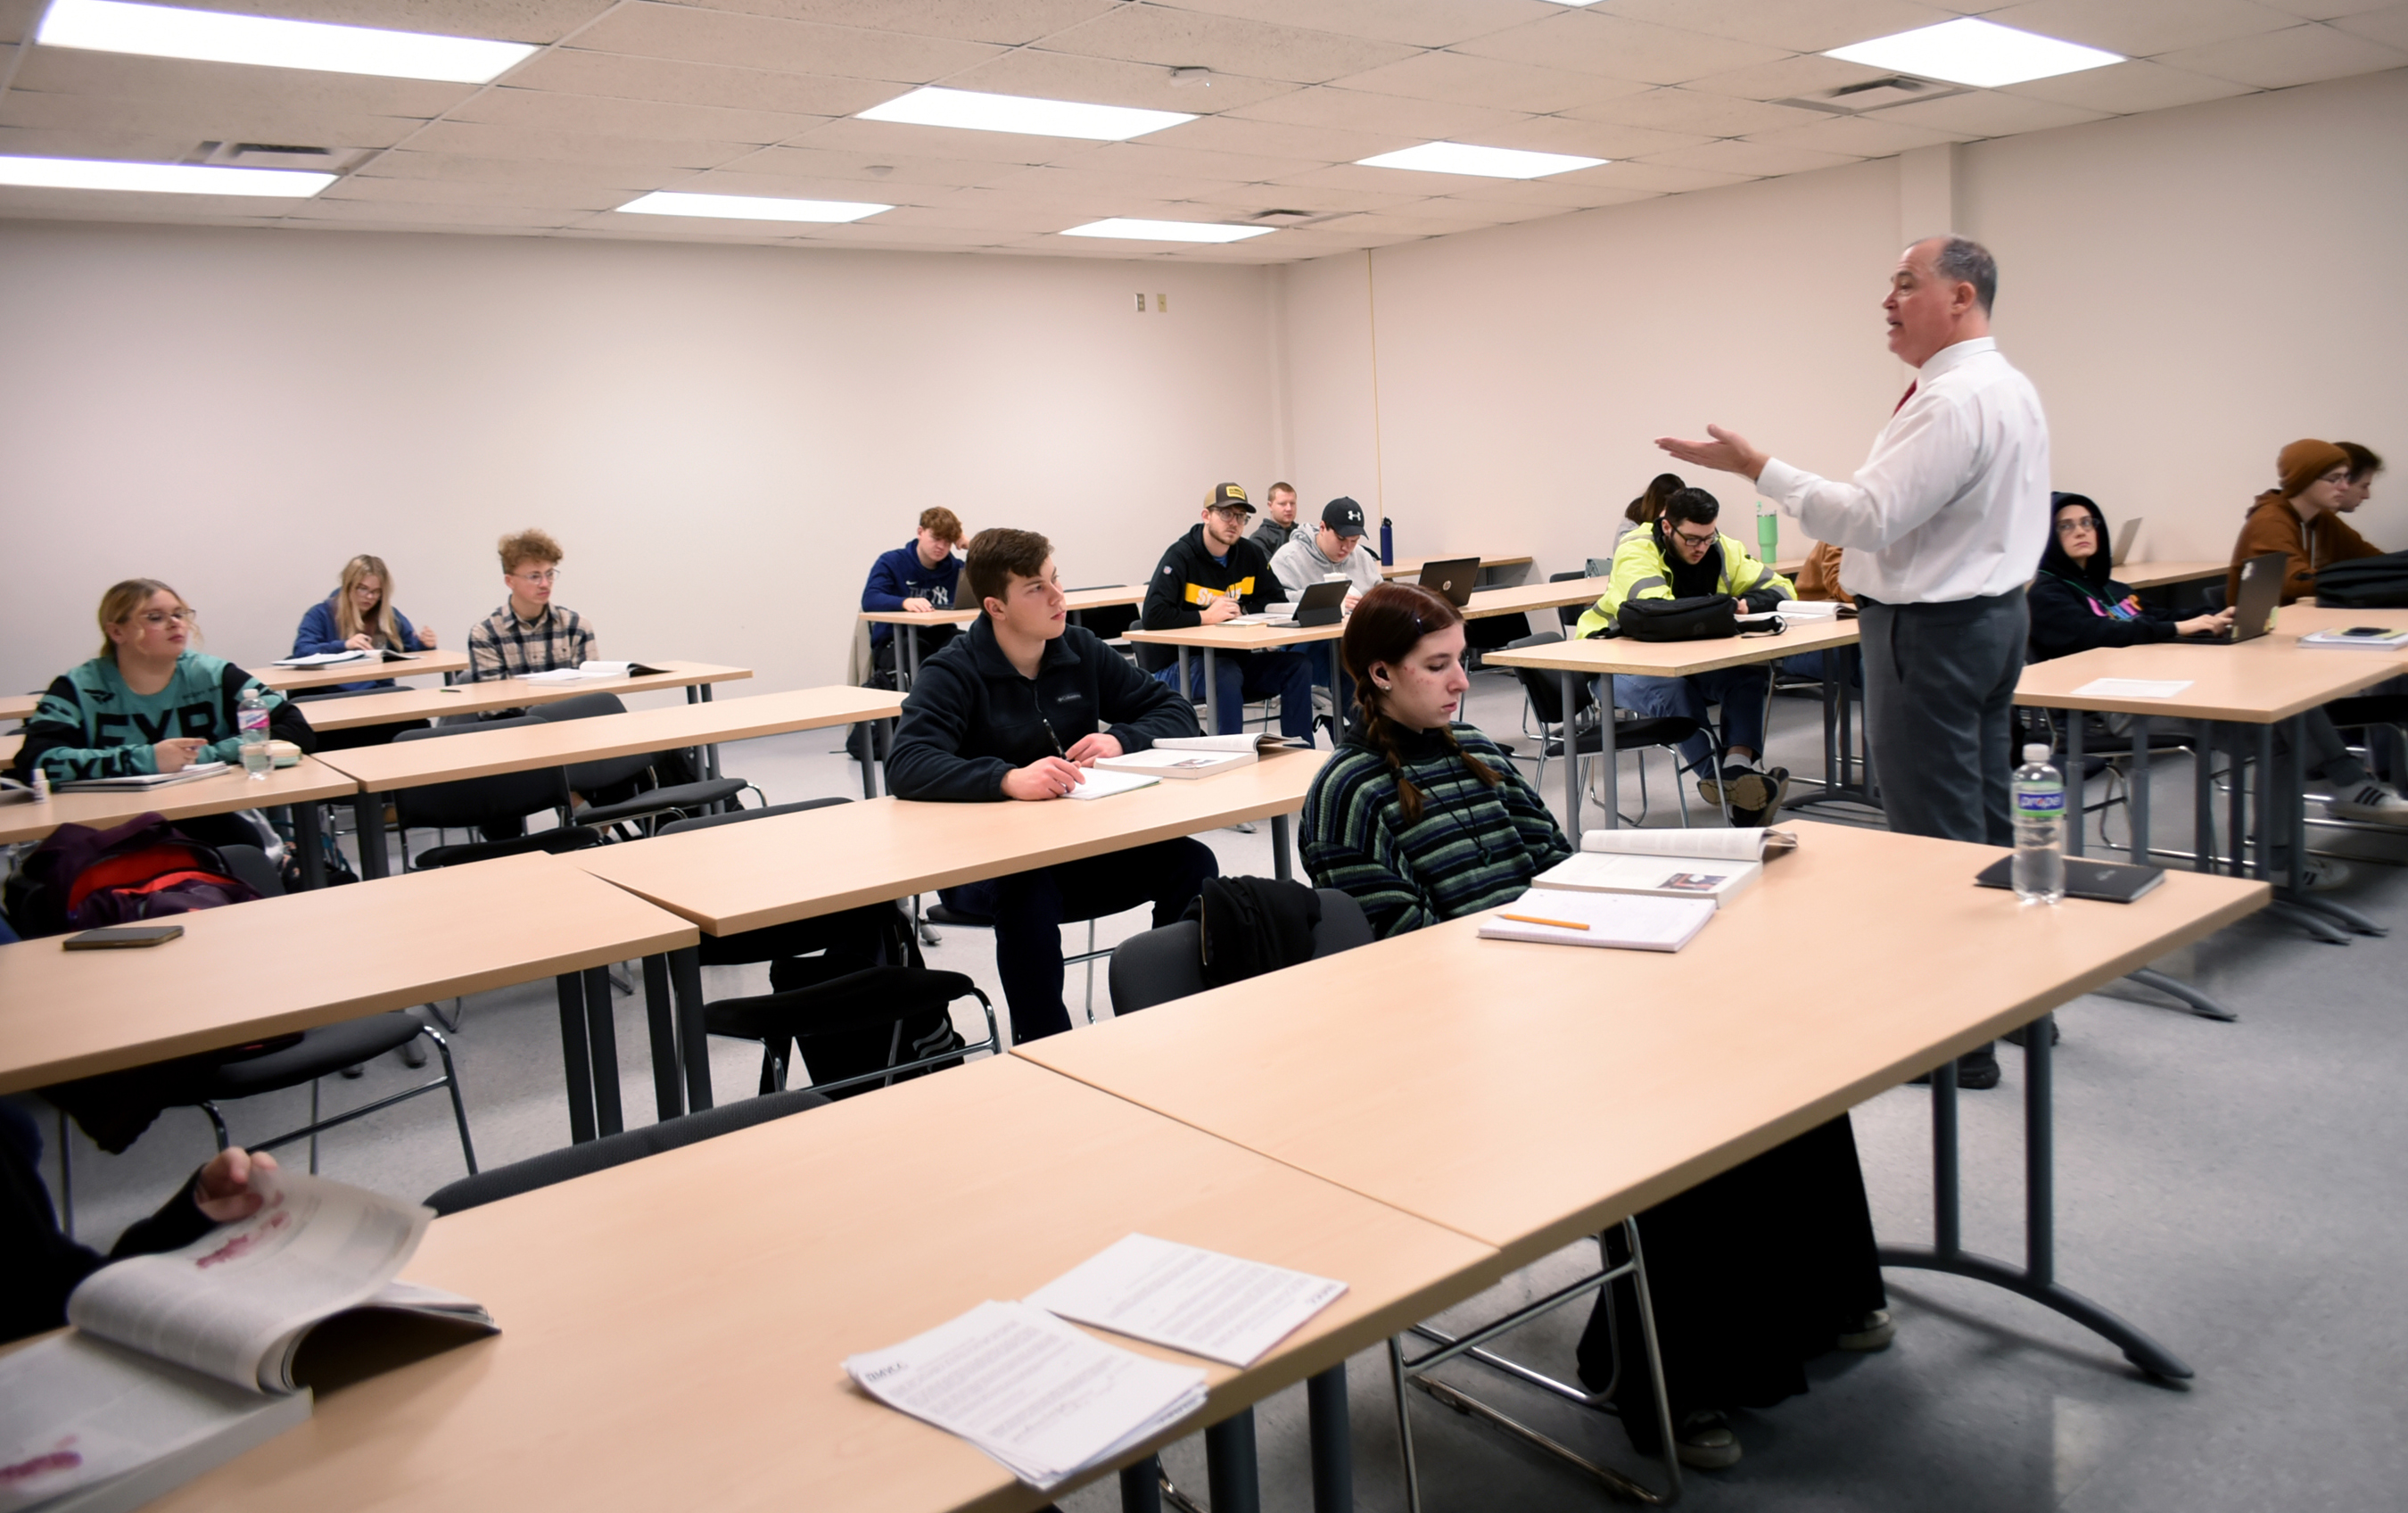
top-left (1299, 581), bottom-right (1890, 1474)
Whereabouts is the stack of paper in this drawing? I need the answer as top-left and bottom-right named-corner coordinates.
top-left (1777, 599), bottom-right (1843, 620)
top-left (845, 1301), bottom-right (1205, 1492)
top-left (56, 763), bottom-right (230, 793)
top-left (1478, 888), bottom-right (1717, 952)
top-left (1066, 768), bottom-right (1160, 801)
top-left (1024, 1234), bottom-right (1347, 1368)
top-left (2298, 626), bottom-right (2408, 650)
top-left (271, 649), bottom-right (375, 668)
top-left (2072, 676), bottom-right (2192, 699)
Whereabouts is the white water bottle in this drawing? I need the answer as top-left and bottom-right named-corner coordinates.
top-left (2011, 743), bottom-right (2066, 904)
top-left (237, 686), bottom-right (273, 780)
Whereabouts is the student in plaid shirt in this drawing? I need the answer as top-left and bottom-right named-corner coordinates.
top-left (467, 527), bottom-right (596, 680)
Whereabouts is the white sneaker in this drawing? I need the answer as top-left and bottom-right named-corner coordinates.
top-left (2298, 855), bottom-right (2354, 892)
top-left (2327, 781), bottom-right (2408, 827)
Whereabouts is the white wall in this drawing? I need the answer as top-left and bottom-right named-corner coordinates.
top-left (1279, 67), bottom-right (2408, 578)
top-left (0, 226), bottom-right (1281, 699)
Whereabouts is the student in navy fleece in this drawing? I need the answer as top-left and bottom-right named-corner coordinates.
top-left (887, 527), bottom-right (1214, 1043)
top-left (290, 553), bottom-right (437, 691)
top-left (862, 507), bottom-right (968, 674)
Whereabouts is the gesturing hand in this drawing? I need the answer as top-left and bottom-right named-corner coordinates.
top-left (1655, 424), bottom-right (1769, 482)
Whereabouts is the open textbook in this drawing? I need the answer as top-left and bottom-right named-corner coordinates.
top-left (1532, 825), bottom-right (1794, 906)
top-left (268, 649), bottom-right (419, 668)
top-left (1094, 732), bottom-right (1298, 781)
top-left (55, 764), bottom-right (230, 794)
top-left (0, 1171), bottom-right (493, 1513)
top-left (1478, 888), bottom-right (1718, 952)
top-left (518, 660), bottom-right (671, 683)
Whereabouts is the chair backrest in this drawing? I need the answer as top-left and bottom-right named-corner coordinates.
top-left (527, 692), bottom-right (657, 791)
top-left (392, 715), bottom-right (572, 830)
top-left (422, 1087), bottom-right (829, 1216)
top-left (1549, 569), bottom-right (1594, 628)
top-left (657, 797), bottom-right (849, 838)
top-left (292, 686), bottom-right (400, 705)
top-left (1108, 889), bottom-right (1373, 1015)
top-left (217, 844), bottom-right (285, 899)
top-left (1503, 631), bottom-right (1593, 723)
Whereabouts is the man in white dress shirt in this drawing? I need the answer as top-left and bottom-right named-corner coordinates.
top-left (1660, 236), bottom-right (2048, 1089)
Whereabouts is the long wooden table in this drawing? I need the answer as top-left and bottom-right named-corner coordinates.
top-left (0, 851), bottom-right (696, 1144)
top-left (318, 687), bottom-right (904, 879)
top-left (573, 748), bottom-right (1328, 1118)
top-left (151, 1055), bottom-right (1503, 1513)
top-left (1484, 618), bottom-right (1866, 841)
top-left (2118, 559), bottom-right (2229, 591)
top-left (253, 649), bottom-right (470, 692)
top-left (1126, 577), bottom-right (1614, 734)
top-left (864, 586), bottom-right (1142, 689)
top-left (0, 692), bottom-right (38, 723)
top-left (285, 660), bottom-right (752, 732)
top-left (1379, 553), bottom-right (1532, 582)
top-left (0, 756), bottom-right (356, 886)
top-left (1025, 820), bottom-right (2268, 1385)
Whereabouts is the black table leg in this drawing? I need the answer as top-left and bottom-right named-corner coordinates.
top-left (2066, 710), bottom-right (2085, 857)
top-left (1118, 1456), bottom-right (1163, 1513)
top-left (641, 954), bottom-right (681, 1122)
top-left (293, 803), bottom-right (324, 889)
top-left (1307, 1366), bottom-right (1353, 1513)
top-left (554, 973), bottom-right (598, 1144)
top-left (1560, 668), bottom-right (1582, 845)
top-left (581, 965), bottom-right (623, 1137)
top-left (670, 945), bottom-right (713, 1112)
top-left (1272, 814), bottom-right (1292, 881)
top-left (862, 720), bottom-right (886, 800)
top-left (2129, 713), bottom-right (2150, 864)
top-left (1204, 1409), bottom-right (1261, 1513)
top-left (2194, 731), bottom-right (2215, 873)
top-left (352, 792), bottom-right (388, 880)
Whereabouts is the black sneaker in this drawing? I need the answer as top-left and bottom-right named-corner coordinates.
top-left (1909, 1044), bottom-right (2002, 1089)
top-left (1699, 762), bottom-right (1780, 814)
top-left (2002, 1020), bottom-right (2062, 1048)
top-left (1728, 766), bottom-right (1792, 827)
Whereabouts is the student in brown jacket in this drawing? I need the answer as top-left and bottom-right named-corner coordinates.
top-left (2230, 439), bottom-right (2382, 606)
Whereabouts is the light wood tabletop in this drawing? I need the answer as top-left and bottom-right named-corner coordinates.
top-left (0, 692), bottom-right (37, 723)
top-left (1482, 615), bottom-right (1860, 680)
top-left (316, 686), bottom-right (903, 795)
top-left (862, 585), bottom-right (1142, 627)
top-left (0, 755), bottom-right (359, 848)
top-left (149, 1054), bottom-right (1503, 1513)
top-left (0, 733), bottom-right (19, 765)
top-left (1379, 553), bottom-right (1532, 581)
top-left (0, 851), bottom-right (695, 1095)
top-left (2015, 608), bottom-right (2408, 723)
top-left (286, 660), bottom-right (753, 732)
top-left (574, 747), bottom-right (1329, 936)
top-left (253, 649), bottom-right (470, 692)
top-left (1124, 577), bottom-right (1613, 654)
top-left (2117, 560), bottom-right (2230, 591)
top-left (1020, 820), bottom-right (2266, 1272)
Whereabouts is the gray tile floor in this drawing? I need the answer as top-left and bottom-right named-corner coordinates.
top-left (21, 666), bottom-right (2408, 1512)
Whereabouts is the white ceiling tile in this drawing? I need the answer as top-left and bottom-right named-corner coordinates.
top-left (771, 220), bottom-right (1019, 246)
top-left (1681, 52), bottom-right (1896, 101)
top-left (974, 162), bottom-right (1252, 201)
top-left (0, 0), bottom-right (45, 46)
top-left (1179, 178), bottom-right (1438, 212)
top-left (1328, 50), bottom-right (1655, 112)
top-left (325, 173), bottom-right (628, 209)
top-left (1437, 173), bottom-right (1672, 207)
top-left (503, 48), bottom-right (900, 117)
top-left (1464, 116), bottom-right (1717, 158)
top-left (708, 145), bottom-right (1032, 188)
top-left (0, 86), bottom-right (426, 149)
top-left (1452, 12), bottom-right (1792, 86)
top-left (669, 0), bottom-right (1122, 45)
top-left (2248, 0), bottom-right (2396, 16)
top-left (779, 115), bottom-right (1072, 162)
top-left (569, 3), bottom-right (1006, 82)
top-left (359, 148), bottom-right (680, 188)
top-left (1635, 137), bottom-right (1863, 175)
top-left (1042, 139), bottom-right (1331, 182)
top-left (1980, 0), bottom-right (2313, 57)
top-left (1273, 160), bottom-right (1507, 194)
top-left (1996, 57), bottom-right (2260, 112)
top-left (858, 198), bottom-right (1106, 233)
top-left (1740, 112), bottom-right (1973, 155)
top-left (1144, 113), bottom-right (1416, 163)
top-left (1151, 0), bottom-right (1557, 50)
top-left (1876, 90), bottom-right (2112, 134)
top-left (133, 0), bottom-right (614, 44)
top-left (7, 46), bottom-right (476, 118)
top-left (934, 47), bottom-right (1299, 112)
top-left (450, 87), bottom-right (826, 145)
top-left (1539, 157), bottom-right (1759, 193)
top-left (1596, 0), bottom-right (1959, 54)
top-left (2333, 4), bottom-right (2408, 46)
top-left (2154, 21), bottom-right (2408, 85)
top-left (1035, 5), bottom-right (1421, 84)
top-left (1223, 85), bottom-right (1534, 140)
top-left (1444, 183), bottom-right (1661, 212)
top-left (1315, 205), bottom-right (1515, 235)
top-left (277, 196), bottom-right (587, 227)
top-left (403, 119), bottom-right (761, 168)
top-left (1560, 86), bottom-right (1833, 136)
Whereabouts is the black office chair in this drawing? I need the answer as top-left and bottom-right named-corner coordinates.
top-left (1108, 889), bottom-right (1373, 1014)
top-left (529, 692), bottom-right (753, 834)
top-left (1504, 632), bottom-right (1707, 826)
top-left (1550, 569), bottom-right (1594, 630)
top-left (389, 715), bottom-right (602, 869)
top-left (651, 801), bottom-right (1003, 1101)
top-left (424, 1087), bottom-right (827, 1216)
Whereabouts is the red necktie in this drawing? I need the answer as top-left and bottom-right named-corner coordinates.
top-left (1893, 380), bottom-right (1917, 415)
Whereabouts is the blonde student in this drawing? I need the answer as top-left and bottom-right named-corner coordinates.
top-left (291, 554), bottom-right (437, 691)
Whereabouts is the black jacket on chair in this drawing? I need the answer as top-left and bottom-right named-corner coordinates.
top-left (886, 616), bottom-right (1201, 803)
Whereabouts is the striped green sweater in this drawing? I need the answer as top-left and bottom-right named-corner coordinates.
top-left (1301, 723), bottom-right (1573, 939)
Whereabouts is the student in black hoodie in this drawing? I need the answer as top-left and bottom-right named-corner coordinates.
top-left (887, 528), bottom-right (1216, 1043)
top-left (1138, 482), bottom-right (1317, 740)
top-left (2027, 492), bottom-right (2231, 660)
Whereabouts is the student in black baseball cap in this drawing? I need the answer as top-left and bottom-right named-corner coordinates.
top-left (1137, 482), bottom-right (1316, 740)
top-left (1269, 496), bottom-right (1382, 607)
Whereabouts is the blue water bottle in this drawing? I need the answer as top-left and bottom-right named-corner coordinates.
top-left (1379, 517), bottom-right (1394, 566)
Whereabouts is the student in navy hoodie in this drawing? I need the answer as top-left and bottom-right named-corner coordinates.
top-left (290, 554), bottom-right (437, 691)
top-left (862, 507), bottom-right (968, 679)
top-left (887, 528), bottom-right (1215, 1044)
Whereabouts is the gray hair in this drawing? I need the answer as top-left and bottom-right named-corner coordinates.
top-left (1929, 235), bottom-right (1997, 315)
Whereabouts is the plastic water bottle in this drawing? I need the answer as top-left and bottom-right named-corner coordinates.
top-left (2011, 743), bottom-right (2066, 904)
top-left (1378, 517), bottom-right (1394, 566)
top-left (237, 686), bottom-right (273, 780)
top-left (1756, 499), bottom-right (1780, 563)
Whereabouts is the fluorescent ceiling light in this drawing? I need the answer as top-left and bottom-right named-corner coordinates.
top-left (859, 87), bottom-right (1192, 142)
top-left (0, 153), bottom-right (333, 196)
top-left (36, 0), bottom-right (536, 84)
top-left (1355, 142), bottom-right (1605, 179)
top-left (1061, 219), bottom-right (1272, 244)
top-left (615, 191), bottom-right (891, 223)
top-left (1825, 19), bottom-right (2122, 89)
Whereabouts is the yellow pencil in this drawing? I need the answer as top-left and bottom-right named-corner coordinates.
top-left (1499, 913), bottom-right (1589, 930)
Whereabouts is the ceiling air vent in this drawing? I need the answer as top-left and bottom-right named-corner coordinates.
top-left (200, 141), bottom-right (363, 171)
top-left (1776, 75), bottom-right (1966, 116)
top-left (1244, 209), bottom-right (1334, 227)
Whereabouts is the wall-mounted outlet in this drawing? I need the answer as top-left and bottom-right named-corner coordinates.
top-left (1156, 293), bottom-right (1167, 312)
top-left (1134, 292), bottom-right (1146, 312)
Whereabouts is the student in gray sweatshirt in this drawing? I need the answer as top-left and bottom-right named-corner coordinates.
top-left (1269, 497), bottom-right (1383, 604)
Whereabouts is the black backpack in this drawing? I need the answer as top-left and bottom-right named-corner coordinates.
top-left (1618, 593), bottom-right (1741, 641)
top-left (2312, 550), bottom-right (2408, 608)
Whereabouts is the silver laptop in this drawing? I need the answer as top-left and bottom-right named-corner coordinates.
top-left (2110, 517), bottom-right (2142, 567)
top-left (2214, 552), bottom-right (2284, 644)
